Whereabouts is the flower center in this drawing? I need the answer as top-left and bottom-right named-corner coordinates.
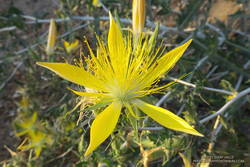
top-left (109, 85), bottom-right (135, 104)
top-left (113, 89), bottom-right (132, 103)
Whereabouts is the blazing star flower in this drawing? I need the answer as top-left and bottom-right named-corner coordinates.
top-left (18, 131), bottom-right (52, 157)
top-left (16, 112), bottom-right (52, 157)
top-left (37, 14), bottom-right (203, 156)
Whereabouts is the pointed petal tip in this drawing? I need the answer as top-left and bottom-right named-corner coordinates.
top-left (36, 62), bottom-right (56, 70)
top-left (184, 39), bottom-right (192, 47)
top-left (189, 129), bottom-right (204, 137)
top-left (172, 125), bottom-right (204, 137)
top-left (83, 103), bottom-right (122, 158)
top-left (36, 62), bottom-right (42, 65)
top-left (197, 133), bottom-right (204, 137)
top-left (134, 99), bottom-right (204, 137)
top-left (171, 125), bottom-right (204, 137)
top-left (182, 125), bottom-right (204, 137)
top-left (109, 12), bottom-right (116, 28)
top-left (109, 11), bottom-right (112, 18)
top-left (174, 123), bottom-right (204, 137)
top-left (36, 62), bottom-right (48, 66)
top-left (109, 12), bottom-right (113, 22)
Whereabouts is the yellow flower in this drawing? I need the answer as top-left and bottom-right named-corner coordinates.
top-left (46, 19), bottom-right (57, 55)
top-left (64, 40), bottom-right (79, 54)
top-left (92, 0), bottom-right (101, 7)
top-left (132, 0), bottom-right (145, 35)
top-left (37, 14), bottom-right (203, 156)
top-left (18, 131), bottom-right (52, 157)
top-left (16, 112), bottom-right (37, 136)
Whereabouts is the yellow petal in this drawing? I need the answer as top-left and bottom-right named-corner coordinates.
top-left (46, 19), bottom-right (57, 55)
top-left (150, 40), bottom-right (192, 80)
top-left (36, 62), bottom-right (105, 91)
top-left (133, 99), bottom-right (203, 137)
top-left (159, 39), bottom-right (192, 72)
top-left (108, 13), bottom-right (124, 55)
top-left (108, 13), bottom-right (126, 71)
top-left (84, 102), bottom-right (122, 156)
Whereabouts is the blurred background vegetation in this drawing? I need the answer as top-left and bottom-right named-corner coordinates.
top-left (0, 0), bottom-right (249, 166)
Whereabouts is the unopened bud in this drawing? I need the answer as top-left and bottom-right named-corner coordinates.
top-left (132, 0), bottom-right (145, 35)
top-left (46, 19), bottom-right (57, 55)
